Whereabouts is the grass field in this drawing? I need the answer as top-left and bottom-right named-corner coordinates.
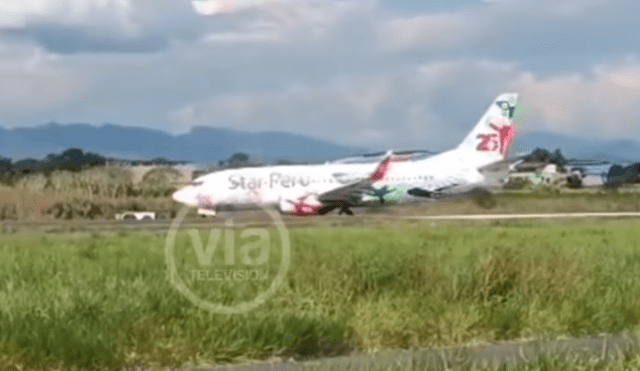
top-left (2, 217), bottom-right (640, 370)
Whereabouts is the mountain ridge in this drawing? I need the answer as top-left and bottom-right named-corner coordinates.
top-left (1, 124), bottom-right (639, 164)
top-left (0, 123), bottom-right (369, 163)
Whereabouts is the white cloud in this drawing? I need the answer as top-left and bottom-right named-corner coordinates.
top-left (0, 0), bottom-right (638, 152)
top-left (0, 0), bottom-right (133, 28)
top-left (376, 0), bottom-right (637, 57)
top-left (378, 12), bottom-right (468, 51)
top-left (0, 45), bottom-right (86, 122)
top-left (170, 75), bottom-right (397, 145)
top-left (547, 0), bottom-right (611, 17)
top-left (192, 0), bottom-right (247, 15)
top-left (201, 0), bottom-right (376, 45)
top-left (514, 62), bottom-right (640, 137)
top-left (0, 0), bottom-right (203, 53)
top-left (203, 30), bottom-right (281, 43)
top-left (167, 53), bottom-right (640, 149)
top-left (169, 59), bottom-right (523, 148)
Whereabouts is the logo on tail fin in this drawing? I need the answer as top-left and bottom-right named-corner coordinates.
top-left (495, 99), bottom-right (516, 119)
top-left (476, 116), bottom-right (514, 155)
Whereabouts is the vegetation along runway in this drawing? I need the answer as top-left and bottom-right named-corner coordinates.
top-left (2, 213), bottom-right (640, 370)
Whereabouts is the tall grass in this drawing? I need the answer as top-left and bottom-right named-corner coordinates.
top-left (1, 219), bottom-right (640, 369)
top-left (2, 181), bottom-right (640, 221)
top-left (399, 191), bottom-right (640, 216)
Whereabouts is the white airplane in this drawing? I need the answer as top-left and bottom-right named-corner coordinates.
top-left (173, 93), bottom-right (518, 216)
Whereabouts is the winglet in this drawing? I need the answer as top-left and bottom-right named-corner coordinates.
top-left (371, 150), bottom-right (393, 181)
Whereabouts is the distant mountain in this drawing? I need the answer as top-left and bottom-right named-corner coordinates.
top-left (1, 124), bottom-right (639, 165)
top-left (0, 123), bottom-right (369, 163)
top-left (513, 131), bottom-right (640, 163)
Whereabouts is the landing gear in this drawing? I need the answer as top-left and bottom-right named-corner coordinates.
top-left (469, 187), bottom-right (497, 209)
top-left (317, 202), bottom-right (355, 216)
top-left (338, 204), bottom-right (354, 216)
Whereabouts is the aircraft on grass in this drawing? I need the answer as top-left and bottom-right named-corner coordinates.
top-left (172, 93), bottom-right (518, 216)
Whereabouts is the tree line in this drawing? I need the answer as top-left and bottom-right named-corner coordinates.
top-left (0, 148), bottom-right (189, 186)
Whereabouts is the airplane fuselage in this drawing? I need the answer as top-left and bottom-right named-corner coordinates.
top-left (173, 148), bottom-right (484, 212)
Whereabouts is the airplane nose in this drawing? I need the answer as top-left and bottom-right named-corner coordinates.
top-left (172, 186), bottom-right (197, 206)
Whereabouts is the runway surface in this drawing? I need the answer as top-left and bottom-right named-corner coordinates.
top-left (400, 211), bottom-right (640, 220)
top-left (187, 332), bottom-right (640, 371)
top-left (3, 211), bottom-right (640, 232)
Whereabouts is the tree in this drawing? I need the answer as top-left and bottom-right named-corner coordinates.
top-left (61, 148), bottom-right (83, 161)
top-left (151, 157), bottom-right (170, 164)
top-left (42, 148), bottom-right (106, 173)
top-left (83, 151), bottom-right (106, 167)
top-left (0, 156), bottom-right (13, 185)
top-left (13, 158), bottom-right (39, 175)
top-left (228, 152), bottom-right (249, 166)
top-left (139, 167), bottom-right (182, 197)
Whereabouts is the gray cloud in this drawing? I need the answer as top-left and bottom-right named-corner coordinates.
top-left (0, 0), bottom-right (639, 152)
top-left (377, 0), bottom-right (640, 73)
top-left (513, 61), bottom-right (640, 138)
top-left (0, 45), bottom-right (87, 125)
top-left (1, 25), bottom-right (168, 53)
top-left (168, 59), bottom-right (523, 149)
top-left (0, 0), bottom-right (205, 54)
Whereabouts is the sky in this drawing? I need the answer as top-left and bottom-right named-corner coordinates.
top-left (0, 0), bottom-right (639, 151)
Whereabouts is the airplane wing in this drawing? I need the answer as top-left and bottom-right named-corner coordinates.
top-left (478, 158), bottom-right (512, 174)
top-left (314, 151), bottom-right (393, 215)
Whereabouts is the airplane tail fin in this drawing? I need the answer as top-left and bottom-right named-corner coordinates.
top-left (455, 93), bottom-right (518, 168)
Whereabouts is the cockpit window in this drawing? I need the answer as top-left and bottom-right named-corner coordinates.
top-left (191, 181), bottom-right (204, 186)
